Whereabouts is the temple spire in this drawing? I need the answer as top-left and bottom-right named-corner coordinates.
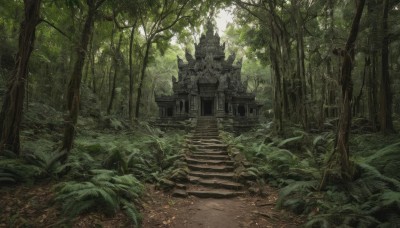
top-left (206, 20), bottom-right (214, 37)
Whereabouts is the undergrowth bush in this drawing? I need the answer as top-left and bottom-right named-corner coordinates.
top-left (223, 126), bottom-right (400, 227)
top-left (72, 123), bottom-right (187, 191)
top-left (0, 150), bottom-right (41, 184)
top-left (54, 169), bottom-right (144, 225)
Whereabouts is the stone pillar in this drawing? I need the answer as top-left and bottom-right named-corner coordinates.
top-left (183, 99), bottom-right (186, 115)
top-left (175, 100), bottom-right (180, 116)
top-left (216, 92), bottom-right (225, 117)
top-left (190, 94), bottom-right (199, 117)
top-left (233, 104), bottom-right (237, 116)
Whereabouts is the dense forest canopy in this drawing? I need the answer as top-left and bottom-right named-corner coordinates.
top-left (1, 0), bottom-right (400, 227)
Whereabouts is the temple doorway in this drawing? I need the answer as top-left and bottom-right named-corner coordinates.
top-left (238, 105), bottom-right (245, 116)
top-left (201, 98), bottom-right (214, 116)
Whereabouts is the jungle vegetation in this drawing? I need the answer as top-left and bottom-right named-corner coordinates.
top-left (0, 0), bottom-right (399, 227)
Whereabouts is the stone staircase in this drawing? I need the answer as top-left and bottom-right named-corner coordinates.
top-left (174, 116), bottom-right (245, 198)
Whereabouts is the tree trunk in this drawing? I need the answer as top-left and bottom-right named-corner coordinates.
top-left (107, 31), bottom-right (122, 114)
top-left (0, 0), bottom-right (41, 154)
top-left (368, 52), bottom-right (378, 130)
top-left (327, 0), bottom-right (337, 119)
top-left (293, 0), bottom-right (308, 130)
top-left (366, 0), bottom-right (380, 131)
top-left (128, 25), bottom-right (136, 122)
top-left (353, 57), bottom-right (367, 116)
top-left (91, 43), bottom-right (96, 93)
top-left (83, 32), bottom-right (93, 86)
top-left (270, 43), bottom-right (283, 133)
top-left (135, 40), bottom-right (152, 119)
top-left (336, 0), bottom-right (365, 180)
top-left (379, 0), bottom-right (395, 134)
top-left (147, 78), bottom-right (156, 114)
top-left (60, 0), bottom-right (100, 161)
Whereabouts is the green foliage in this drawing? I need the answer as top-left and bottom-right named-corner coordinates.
top-left (227, 125), bottom-right (400, 227)
top-left (54, 169), bottom-right (144, 224)
top-left (363, 141), bottom-right (400, 180)
top-left (277, 135), bottom-right (303, 148)
top-left (74, 125), bottom-right (185, 184)
top-left (0, 154), bottom-right (41, 184)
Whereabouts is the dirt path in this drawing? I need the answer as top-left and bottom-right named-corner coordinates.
top-left (142, 185), bottom-right (303, 228)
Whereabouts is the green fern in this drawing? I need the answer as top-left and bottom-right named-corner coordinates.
top-left (306, 204), bottom-right (380, 228)
top-left (279, 180), bottom-right (319, 201)
top-left (357, 163), bottom-right (400, 191)
top-left (0, 158), bottom-right (41, 184)
top-left (54, 169), bottom-right (144, 225)
top-left (363, 141), bottom-right (400, 179)
top-left (277, 135), bottom-right (303, 148)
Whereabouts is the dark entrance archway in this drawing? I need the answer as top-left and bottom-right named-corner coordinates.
top-left (238, 105), bottom-right (245, 116)
top-left (201, 98), bottom-right (214, 116)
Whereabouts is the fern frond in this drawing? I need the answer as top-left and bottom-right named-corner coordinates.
top-left (277, 135), bottom-right (303, 148)
top-left (358, 163), bottom-right (400, 191)
top-left (54, 170), bottom-right (144, 220)
top-left (279, 180), bottom-right (319, 199)
top-left (121, 198), bottom-right (142, 225)
top-left (364, 142), bottom-right (400, 163)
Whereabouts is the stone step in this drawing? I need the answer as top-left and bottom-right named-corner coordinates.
top-left (190, 140), bottom-right (224, 144)
top-left (187, 188), bottom-right (245, 198)
top-left (189, 171), bottom-right (236, 180)
top-left (191, 139), bottom-right (223, 143)
top-left (193, 133), bottom-right (219, 136)
top-left (194, 132), bottom-right (218, 134)
top-left (186, 157), bottom-right (234, 165)
top-left (188, 176), bottom-right (243, 190)
top-left (188, 164), bottom-right (234, 172)
top-left (191, 150), bottom-right (228, 156)
top-left (194, 144), bottom-right (228, 150)
top-left (190, 143), bottom-right (227, 148)
top-left (190, 154), bottom-right (230, 160)
top-left (172, 189), bottom-right (187, 198)
top-left (190, 136), bottom-right (220, 140)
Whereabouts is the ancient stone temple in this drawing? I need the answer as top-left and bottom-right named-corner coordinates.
top-left (155, 22), bottom-right (261, 128)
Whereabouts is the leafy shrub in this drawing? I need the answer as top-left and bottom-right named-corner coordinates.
top-left (0, 150), bottom-right (41, 184)
top-left (224, 125), bottom-right (400, 227)
top-left (54, 169), bottom-right (144, 225)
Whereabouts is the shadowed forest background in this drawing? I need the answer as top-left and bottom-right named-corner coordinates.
top-left (0, 0), bottom-right (400, 227)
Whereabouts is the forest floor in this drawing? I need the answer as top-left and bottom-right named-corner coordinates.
top-left (142, 185), bottom-right (303, 228)
top-left (0, 181), bottom-right (303, 227)
top-left (0, 181), bottom-right (133, 227)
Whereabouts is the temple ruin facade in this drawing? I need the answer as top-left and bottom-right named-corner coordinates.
top-left (155, 22), bottom-right (261, 127)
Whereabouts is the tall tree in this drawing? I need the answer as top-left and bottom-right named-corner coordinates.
top-left (60, 0), bottom-right (106, 161)
top-left (0, 0), bottom-right (41, 154)
top-left (335, 0), bottom-right (366, 180)
top-left (366, 0), bottom-right (380, 130)
top-left (108, 0), bottom-right (140, 121)
top-left (135, 0), bottom-right (190, 119)
top-left (379, 0), bottom-right (395, 134)
top-left (128, 23), bottom-right (137, 122)
top-left (107, 30), bottom-right (123, 114)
